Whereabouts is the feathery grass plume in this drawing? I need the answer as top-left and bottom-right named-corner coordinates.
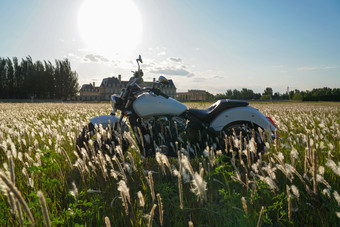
top-left (137, 126), bottom-right (146, 156)
top-left (290, 185), bottom-right (300, 199)
top-left (250, 179), bottom-right (258, 205)
top-left (199, 165), bottom-right (204, 179)
top-left (245, 138), bottom-right (251, 169)
top-left (224, 134), bottom-right (229, 153)
top-left (181, 154), bottom-right (194, 177)
top-left (290, 164), bottom-right (312, 194)
top-left (317, 174), bottom-right (332, 189)
top-left (318, 166), bottom-right (325, 176)
top-left (73, 158), bottom-right (85, 183)
top-left (137, 191), bottom-right (145, 207)
top-left (38, 190), bottom-right (51, 227)
top-left (188, 221), bottom-right (194, 227)
top-left (113, 155), bottom-right (127, 182)
top-left (147, 171), bottom-right (156, 202)
top-left (333, 191), bottom-right (340, 206)
top-left (312, 148), bottom-right (318, 195)
top-left (259, 176), bottom-right (278, 191)
top-left (8, 156), bottom-right (15, 185)
top-left (157, 193), bottom-right (164, 226)
top-left (286, 185), bottom-right (291, 222)
top-left (124, 131), bottom-right (140, 154)
top-left (7, 191), bottom-right (16, 214)
top-left (256, 206), bottom-right (265, 227)
top-left (156, 152), bottom-right (172, 175)
top-left (176, 168), bottom-right (184, 210)
top-left (127, 152), bottom-right (137, 172)
top-left (326, 159), bottom-right (340, 176)
top-left (148, 204), bottom-right (157, 227)
top-left (160, 152), bottom-right (172, 174)
top-left (10, 140), bottom-right (17, 159)
top-left (16, 200), bottom-right (24, 227)
top-left (0, 172), bottom-right (35, 225)
top-left (115, 143), bottom-right (125, 165)
top-left (87, 189), bottom-right (102, 193)
top-left (156, 152), bottom-right (166, 175)
top-left (69, 181), bottom-right (78, 199)
top-left (105, 154), bottom-right (114, 169)
top-left (61, 147), bottom-right (73, 169)
top-left (291, 148), bottom-right (299, 167)
top-left (241, 197), bottom-right (248, 215)
top-left (105, 216), bottom-right (111, 227)
top-left (96, 150), bottom-right (108, 180)
top-left (124, 163), bottom-right (132, 175)
top-left (191, 172), bottom-right (207, 203)
top-left (117, 180), bottom-right (131, 215)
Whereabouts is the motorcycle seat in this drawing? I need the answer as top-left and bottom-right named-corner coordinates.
top-left (188, 99), bottom-right (249, 123)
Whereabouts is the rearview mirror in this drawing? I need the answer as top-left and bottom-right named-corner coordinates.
top-left (137, 55), bottom-right (143, 63)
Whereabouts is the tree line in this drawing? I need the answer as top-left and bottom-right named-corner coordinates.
top-left (0, 56), bottom-right (79, 100)
top-left (213, 87), bottom-right (340, 101)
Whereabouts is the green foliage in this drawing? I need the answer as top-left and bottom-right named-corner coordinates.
top-left (0, 56), bottom-right (79, 99)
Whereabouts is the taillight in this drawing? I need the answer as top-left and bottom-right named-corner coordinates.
top-left (267, 116), bottom-right (276, 127)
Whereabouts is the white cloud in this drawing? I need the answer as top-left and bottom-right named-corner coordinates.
top-left (157, 51), bottom-right (166, 56)
top-left (169, 57), bottom-right (182, 62)
top-left (83, 54), bottom-right (109, 63)
top-left (145, 57), bottom-right (195, 77)
top-left (322, 66), bottom-right (337, 69)
top-left (297, 66), bottom-right (337, 71)
top-left (297, 66), bottom-right (319, 71)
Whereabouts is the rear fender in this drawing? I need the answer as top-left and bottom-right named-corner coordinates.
top-left (209, 106), bottom-right (277, 132)
top-left (90, 115), bottom-right (129, 132)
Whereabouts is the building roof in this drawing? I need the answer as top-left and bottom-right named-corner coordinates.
top-left (100, 77), bottom-right (127, 87)
top-left (80, 84), bottom-right (94, 91)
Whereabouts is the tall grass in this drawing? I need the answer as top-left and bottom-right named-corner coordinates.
top-left (0, 102), bottom-right (339, 226)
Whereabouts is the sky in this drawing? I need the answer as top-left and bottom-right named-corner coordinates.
top-left (0, 0), bottom-right (339, 94)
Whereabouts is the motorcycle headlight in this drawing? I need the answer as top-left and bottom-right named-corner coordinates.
top-left (111, 94), bottom-right (123, 110)
top-left (110, 95), bottom-right (117, 109)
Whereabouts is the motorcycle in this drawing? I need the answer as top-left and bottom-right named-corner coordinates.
top-left (77, 55), bottom-right (277, 158)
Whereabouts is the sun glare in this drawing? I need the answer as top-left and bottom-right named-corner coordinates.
top-left (78, 0), bottom-right (142, 57)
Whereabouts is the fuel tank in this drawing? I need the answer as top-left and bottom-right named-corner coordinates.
top-left (132, 93), bottom-right (187, 118)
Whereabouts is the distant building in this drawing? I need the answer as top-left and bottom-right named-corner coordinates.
top-left (79, 75), bottom-right (177, 101)
top-left (79, 83), bottom-right (100, 101)
top-left (176, 90), bottom-right (208, 101)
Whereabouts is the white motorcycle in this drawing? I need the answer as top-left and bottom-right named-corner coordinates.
top-left (77, 55), bottom-right (277, 157)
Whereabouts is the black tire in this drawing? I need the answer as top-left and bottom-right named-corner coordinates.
top-left (76, 122), bottom-right (128, 158)
top-left (221, 121), bottom-right (265, 153)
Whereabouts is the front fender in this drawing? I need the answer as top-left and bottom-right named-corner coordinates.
top-left (90, 115), bottom-right (129, 132)
top-left (209, 106), bottom-right (277, 132)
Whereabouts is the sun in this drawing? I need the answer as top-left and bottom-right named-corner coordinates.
top-left (78, 0), bottom-right (142, 56)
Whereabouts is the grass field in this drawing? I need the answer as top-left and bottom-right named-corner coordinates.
top-left (0, 102), bottom-right (340, 226)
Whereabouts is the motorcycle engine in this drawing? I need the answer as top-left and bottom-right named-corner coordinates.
top-left (141, 115), bottom-right (187, 156)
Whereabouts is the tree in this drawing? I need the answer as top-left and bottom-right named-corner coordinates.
top-left (263, 87), bottom-right (273, 96)
top-left (226, 89), bottom-right (233, 99)
top-left (54, 59), bottom-right (79, 100)
top-left (0, 58), bottom-right (6, 98)
top-left (293, 92), bottom-right (303, 100)
top-left (241, 88), bottom-right (254, 100)
top-left (0, 56), bottom-right (79, 99)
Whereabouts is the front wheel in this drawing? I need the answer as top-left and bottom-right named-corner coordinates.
top-left (76, 122), bottom-right (128, 158)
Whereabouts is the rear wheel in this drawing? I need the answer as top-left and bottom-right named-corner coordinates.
top-left (221, 121), bottom-right (265, 153)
